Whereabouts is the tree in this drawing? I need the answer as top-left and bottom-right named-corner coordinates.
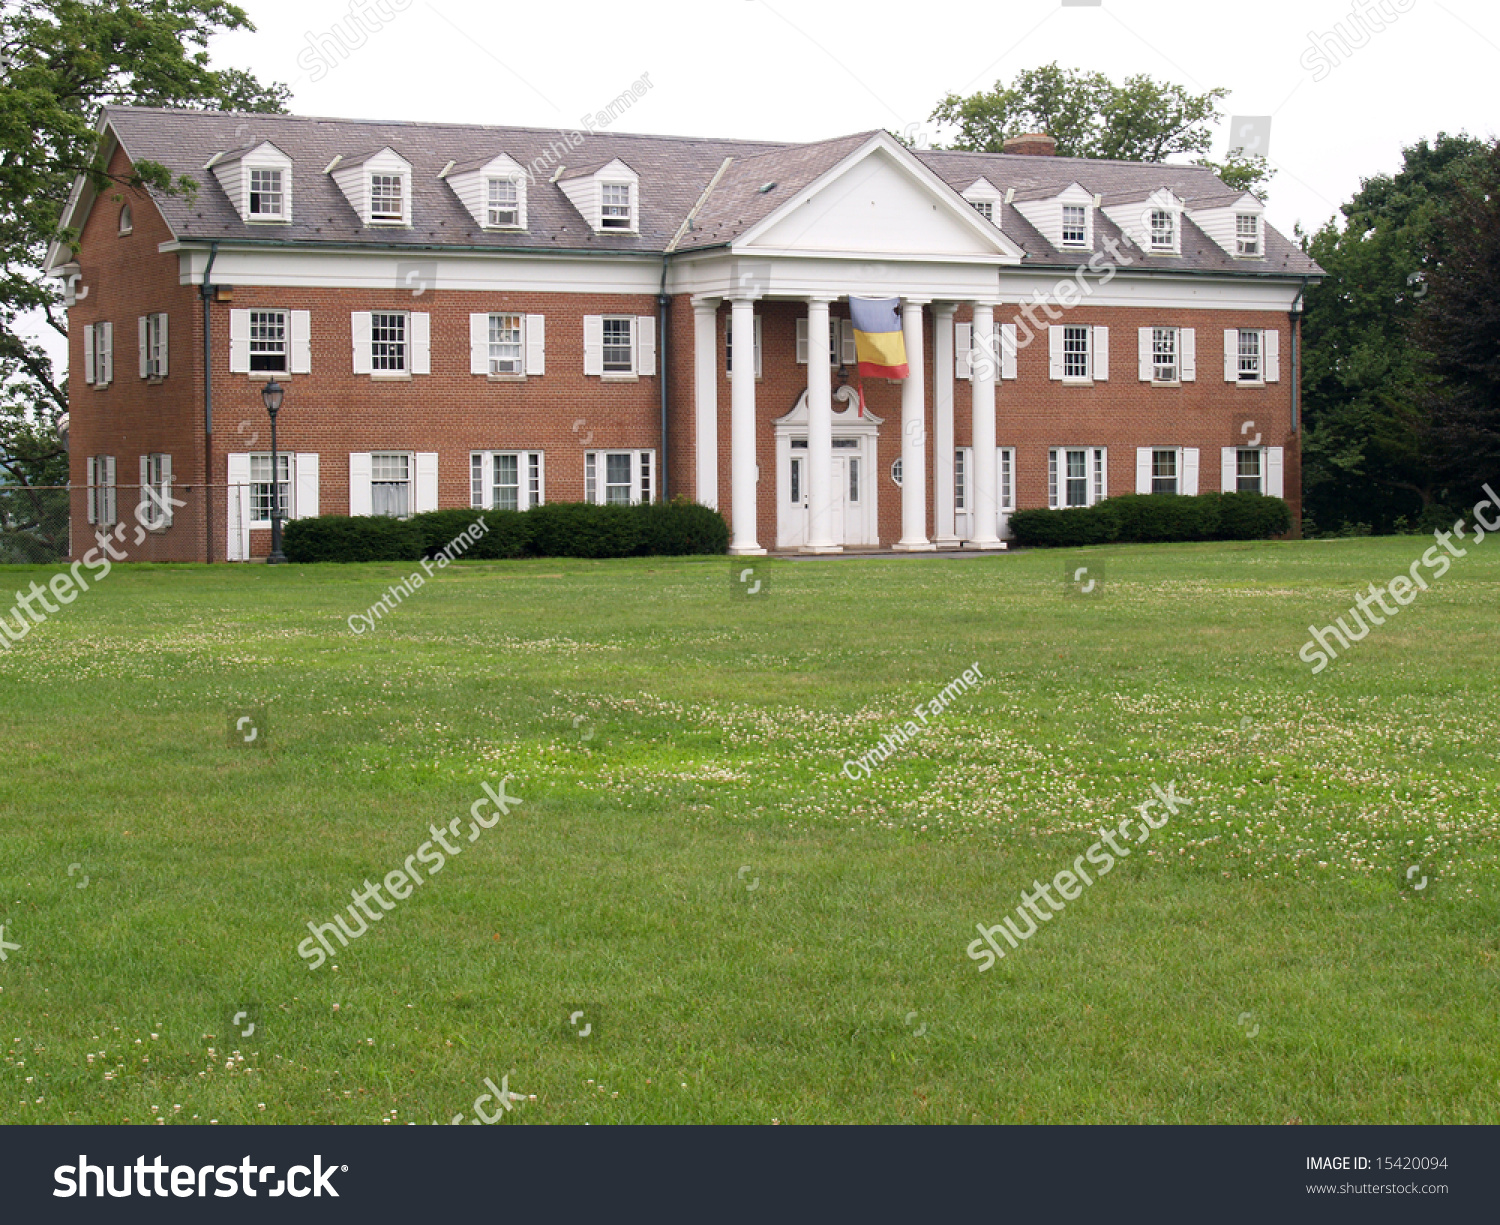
top-left (1413, 141), bottom-right (1500, 501)
top-left (1299, 133), bottom-right (1490, 533)
top-left (0, 0), bottom-right (287, 499)
top-left (928, 62), bottom-right (1272, 197)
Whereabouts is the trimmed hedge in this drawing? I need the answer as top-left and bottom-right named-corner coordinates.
top-left (284, 499), bottom-right (728, 563)
top-left (1008, 492), bottom-right (1291, 548)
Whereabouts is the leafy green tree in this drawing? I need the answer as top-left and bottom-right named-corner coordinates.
top-left (1299, 133), bottom-right (1489, 533)
top-left (929, 62), bottom-right (1272, 197)
top-left (0, 0), bottom-right (287, 494)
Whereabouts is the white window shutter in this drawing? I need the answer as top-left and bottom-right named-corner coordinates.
top-left (229, 309), bottom-right (251, 374)
top-left (86, 457), bottom-right (97, 524)
top-left (1138, 327), bottom-right (1154, 381)
top-left (1266, 447), bottom-right (1285, 498)
top-left (83, 324), bottom-right (95, 385)
top-left (352, 312), bottom-right (373, 375)
top-left (290, 311), bottom-right (311, 374)
top-left (100, 321), bottom-right (112, 385)
top-left (138, 316), bottom-right (149, 379)
top-left (1093, 326), bottom-right (1108, 380)
top-left (139, 456), bottom-right (150, 517)
top-left (753, 316), bottom-right (763, 378)
top-left (104, 455), bottom-right (116, 525)
top-left (470, 313), bottom-right (490, 375)
top-left (841, 320), bottom-right (857, 365)
top-left (1048, 326), bottom-right (1064, 380)
top-left (1221, 447), bottom-right (1238, 491)
top-left (954, 322), bottom-right (972, 380)
top-left (295, 453), bottom-right (319, 518)
top-left (1135, 447), bottom-right (1153, 494)
top-left (583, 315), bottom-right (603, 376)
top-left (1182, 447), bottom-right (1200, 496)
top-left (226, 453), bottom-right (252, 559)
top-left (636, 315), bottom-right (656, 376)
top-left (1224, 329), bottom-right (1238, 382)
top-left (1180, 328), bottom-right (1196, 381)
top-left (526, 314), bottom-right (546, 376)
top-left (348, 452), bottom-right (373, 515)
top-left (1264, 329), bottom-right (1280, 382)
top-left (157, 314), bottom-right (168, 378)
top-left (1000, 324), bottom-right (1018, 380)
top-left (410, 312), bottom-right (431, 375)
top-left (414, 452), bottom-right (439, 512)
top-left (795, 317), bottom-right (809, 364)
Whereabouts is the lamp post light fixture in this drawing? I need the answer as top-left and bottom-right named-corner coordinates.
top-left (261, 379), bottom-right (287, 564)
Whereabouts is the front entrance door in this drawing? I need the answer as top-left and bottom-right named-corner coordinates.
top-left (774, 386), bottom-right (883, 549)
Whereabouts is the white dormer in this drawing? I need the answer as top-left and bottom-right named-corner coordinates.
top-left (559, 158), bottom-right (639, 234)
top-left (331, 147), bottom-right (412, 227)
top-left (1102, 187), bottom-right (1185, 255)
top-left (1012, 181), bottom-right (1095, 251)
top-left (208, 141), bottom-right (293, 224)
top-left (445, 153), bottom-right (528, 231)
top-left (961, 177), bottom-right (1003, 224)
top-left (1188, 192), bottom-right (1266, 259)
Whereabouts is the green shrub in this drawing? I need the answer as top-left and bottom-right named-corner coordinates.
top-left (1008, 493), bottom-right (1290, 547)
top-left (406, 508), bottom-right (533, 559)
top-left (634, 497), bottom-right (730, 556)
top-left (525, 502), bottom-right (641, 559)
top-left (1216, 491), bottom-right (1292, 540)
top-left (282, 515), bottom-right (425, 563)
top-left (1107, 493), bottom-right (1222, 542)
top-left (1008, 505), bottom-right (1117, 547)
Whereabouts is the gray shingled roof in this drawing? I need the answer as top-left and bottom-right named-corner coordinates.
top-left (95, 107), bottom-right (1321, 277)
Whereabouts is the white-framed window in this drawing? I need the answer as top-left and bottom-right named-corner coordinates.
top-left (249, 168), bottom-right (284, 219)
top-left (370, 173), bottom-right (405, 222)
top-left (82, 321), bottom-right (113, 387)
top-left (955, 447), bottom-right (1015, 512)
top-left (600, 182), bottom-right (633, 229)
top-left (372, 312), bottom-right (407, 372)
top-left (370, 452), bottom-right (412, 518)
top-left (86, 455), bottom-right (117, 526)
top-left (487, 176), bottom-right (522, 227)
top-left (795, 317), bottom-right (856, 367)
top-left (139, 312), bottom-right (168, 379)
top-left (971, 200), bottom-right (993, 222)
top-left (1063, 326), bottom-right (1090, 380)
top-left (138, 452), bottom-right (173, 529)
top-left (1048, 447), bottom-right (1107, 508)
top-left (249, 453), bottom-right (292, 524)
top-left (1150, 209), bottom-right (1176, 251)
top-left (488, 313), bottom-right (523, 375)
top-left (1237, 329), bottom-right (1261, 381)
top-left (250, 310), bottom-right (288, 373)
top-left (1221, 445), bottom-right (1283, 497)
top-left (891, 458), bottom-right (903, 488)
top-left (118, 204), bottom-right (132, 235)
top-left (726, 313), bottom-right (763, 377)
top-left (585, 450), bottom-right (654, 505)
top-left (1151, 448), bottom-right (1178, 495)
top-left (1236, 448), bottom-right (1262, 493)
top-left (1236, 213), bottom-right (1261, 256)
top-left (1061, 204), bottom-right (1088, 247)
top-left (602, 316), bottom-right (634, 373)
top-left (953, 449), bottom-right (966, 511)
top-left (471, 451), bottom-right (544, 511)
top-left (1138, 447), bottom-right (1200, 496)
top-left (1152, 327), bottom-right (1177, 383)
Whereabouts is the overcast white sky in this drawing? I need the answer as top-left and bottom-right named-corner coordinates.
top-left (35, 0), bottom-right (1500, 375)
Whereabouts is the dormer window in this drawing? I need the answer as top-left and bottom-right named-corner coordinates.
top-left (371, 174), bottom-right (405, 222)
top-left (248, 168), bottom-right (284, 218)
top-left (1150, 210), bottom-right (1176, 251)
top-left (1236, 213), bottom-right (1261, 256)
top-left (971, 200), bottom-right (993, 222)
top-left (601, 183), bottom-right (633, 229)
top-left (487, 177), bottom-right (521, 227)
top-left (1061, 204), bottom-right (1087, 247)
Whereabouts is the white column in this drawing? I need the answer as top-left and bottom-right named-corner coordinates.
top-left (967, 302), bottom-right (1004, 550)
top-left (802, 295), bottom-right (840, 553)
top-left (727, 294), bottom-right (765, 556)
top-left (893, 297), bottom-right (934, 551)
top-left (692, 297), bottom-right (720, 511)
top-left (931, 303), bottom-right (959, 548)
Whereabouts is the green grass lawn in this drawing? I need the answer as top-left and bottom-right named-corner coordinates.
top-left (1, 537), bottom-right (1497, 1125)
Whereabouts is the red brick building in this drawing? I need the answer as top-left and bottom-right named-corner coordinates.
top-left (48, 107), bottom-right (1322, 560)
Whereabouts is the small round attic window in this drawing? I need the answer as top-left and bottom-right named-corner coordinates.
top-left (118, 204), bottom-right (133, 235)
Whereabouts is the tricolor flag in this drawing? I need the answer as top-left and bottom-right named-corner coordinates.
top-left (848, 296), bottom-right (909, 380)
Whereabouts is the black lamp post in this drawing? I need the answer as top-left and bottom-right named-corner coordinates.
top-left (262, 379), bottom-right (287, 564)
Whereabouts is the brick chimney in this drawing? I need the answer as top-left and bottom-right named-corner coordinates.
top-left (1002, 132), bottom-right (1057, 157)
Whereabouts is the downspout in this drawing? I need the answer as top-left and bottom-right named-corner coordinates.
top-left (658, 255), bottom-right (670, 501)
top-left (1289, 276), bottom-right (1309, 432)
top-left (200, 243), bottom-right (220, 563)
